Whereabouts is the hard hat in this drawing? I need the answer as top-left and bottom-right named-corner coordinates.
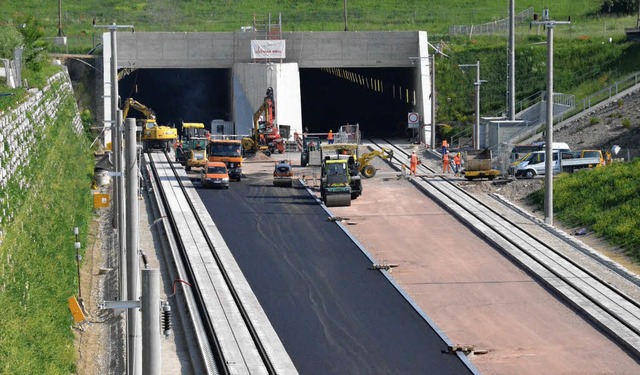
top-left (412, 151), bottom-right (416, 153)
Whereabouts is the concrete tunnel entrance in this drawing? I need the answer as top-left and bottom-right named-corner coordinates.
top-left (117, 67), bottom-right (416, 139)
top-left (300, 67), bottom-right (415, 138)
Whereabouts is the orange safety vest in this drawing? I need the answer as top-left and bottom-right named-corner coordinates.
top-left (410, 153), bottom-right (418, 166)
top-left (454, 154), bottom-right (460, 165)
top-left (327, 131), bottom-right (334, 140)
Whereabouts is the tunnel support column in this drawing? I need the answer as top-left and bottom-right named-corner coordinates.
top-left (233, 62), bottom-right (303, 140)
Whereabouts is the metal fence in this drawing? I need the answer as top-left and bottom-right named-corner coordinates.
top-left (449, 7), bottom-right (534, 36)
top-left (556, 72), bottom-right (640, 123)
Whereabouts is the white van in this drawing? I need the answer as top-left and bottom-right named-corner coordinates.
top-left (508, 142), bottom-right (571, 175)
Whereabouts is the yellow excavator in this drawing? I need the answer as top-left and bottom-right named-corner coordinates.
top-left (357, 148), bottom-right (394, 178)
top-left (122, 98), bottom-right (178, 152)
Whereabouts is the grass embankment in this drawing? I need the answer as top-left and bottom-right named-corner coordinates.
top-left (529, 161), bottom-right (640, 259)
top-left (0, 94), bottom-right (94, 374)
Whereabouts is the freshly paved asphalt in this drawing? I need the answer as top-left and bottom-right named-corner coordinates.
top-left (196, 173), bottom-right (475, 374)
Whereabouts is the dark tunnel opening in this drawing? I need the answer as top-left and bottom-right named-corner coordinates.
top-left (117, 67), bottom-right (416, 138)
top-left (118, 68), bottom-right (231, 130)
top-left (300, 68), bottom-right (415, 138)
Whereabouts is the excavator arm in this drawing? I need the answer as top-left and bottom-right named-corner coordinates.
top-left (122, 98), bottom-right (156, 121)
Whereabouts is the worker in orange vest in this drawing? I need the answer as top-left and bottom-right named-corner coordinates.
top-left (410, 151), bottom-right (419, 177)
top-left (453, 152), bottom-right (461, 176)
top-left (327, 129), bottom-right (334, 144)
top-left (443, 151), bottom-right (451, 174)
top-left (441, 139), bottom-right (449, 155)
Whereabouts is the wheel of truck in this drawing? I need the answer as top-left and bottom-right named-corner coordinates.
top-left (525, 170), bottom-right (535, 179)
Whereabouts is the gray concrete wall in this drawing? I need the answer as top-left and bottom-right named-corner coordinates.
top-left (116, 31), bottom-right (422, 69)
top-left (103, 31), bottom-right (431, 147)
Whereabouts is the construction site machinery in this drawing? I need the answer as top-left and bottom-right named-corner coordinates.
top-left (357, 148), bottom-right (394, 178)
top-left (273, 160), bottom-right (294, 187)
top-left (320, 158), bottom-right (353, 207)
top-left (300, 135), bottom-right (322, 167)
top-left (122, 97), bottom-right (178, 153)
top-left (185, 147), bottom-right (208, 172)
top-left (320, 143), bottom-right (363, 204)
top-left (463, 149), bottom-right (501, 180)
top-left (176, 122), bottom-right (209, 165)
top-left (242, 87), bottom-right (285, 156)
top-left (207, 138), bottom-right (243, 181)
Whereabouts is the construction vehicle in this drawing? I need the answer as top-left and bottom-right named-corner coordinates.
top-left (357, 148), bottom-right (394, 178)
top-left (207, 137), bottom-right (243, 181)
top-left (122, 98), bottom-right (178, 152)
top-left (242, 87), bottom-right (285, 156)
top-left (176, 122), bottom-right (209, 166)
top-left (462, 149), bottom-right (501, 180)
top-left (320, 143), bottom-right (363, 207)
top-left (513, 149), bottom-right (603, 178)
top-left (300, 135), bottom-right (322, 167)
top-left (185, 145), bottom-right (208, 172)
top-left (273, 160), bottom-right (294, 187)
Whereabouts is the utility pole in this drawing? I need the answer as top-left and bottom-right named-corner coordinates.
top-left (430, 55), bottom-right (436, 150)
top-left (507, 0), bottom-right (515, 120)
top-left (531, 9), bottom-right (570, 225)
top-left (92, 21), bottom-right (136, 374)
top-left (343, 0), bottom-right (348, 31)
top-left (460, 61), bottom-right (487, 149)
top-left (125, 117), bottom-right (141, 375)
top-left (57, 0), bottom-right (64, 37)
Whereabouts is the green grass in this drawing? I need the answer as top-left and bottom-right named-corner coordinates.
top-left (529, 160), bottom-right (640, 259)
top-left (0, 93), bottom-right (94, 374)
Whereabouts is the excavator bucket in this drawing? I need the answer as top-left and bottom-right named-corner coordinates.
top-left (324, 193), bottom-right (352, 207)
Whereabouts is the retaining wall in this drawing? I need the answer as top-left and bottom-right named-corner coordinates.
top-left (0, 70), bottom-right (83, 228)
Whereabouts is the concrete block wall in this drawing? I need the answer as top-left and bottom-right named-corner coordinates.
top-left (0, 71), bottom-right (83, 228)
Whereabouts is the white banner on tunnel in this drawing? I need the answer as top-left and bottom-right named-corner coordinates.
top-left (251, 40), bottom-right (286, 59)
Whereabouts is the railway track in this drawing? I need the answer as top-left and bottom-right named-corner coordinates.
top-left (145, 150), bottom-right (297, 375)
top-left (368, 138), bottom-right (640, 359)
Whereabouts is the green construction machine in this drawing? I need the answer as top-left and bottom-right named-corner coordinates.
top-left (176, 122), bottom-right (209, 166)
top-left (320, 143), bottom-right (363, 207)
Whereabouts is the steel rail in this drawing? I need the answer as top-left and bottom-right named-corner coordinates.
top-left (148, 150), bottom-right (279, 374)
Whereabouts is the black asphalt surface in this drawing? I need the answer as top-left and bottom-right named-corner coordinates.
top-left (196, 173), bottom-right (474, 374)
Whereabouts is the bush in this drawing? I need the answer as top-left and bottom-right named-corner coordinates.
top-left (590, 117), bottom-right (601, 125)
top-left (617, 98), bottom-right (624, 108)
top-left (0, 25), bottom-right (23, 59)
top-left (622, 118), bottom-right (632, 128)
top-left (600, 0), bottom-right (637, 14)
